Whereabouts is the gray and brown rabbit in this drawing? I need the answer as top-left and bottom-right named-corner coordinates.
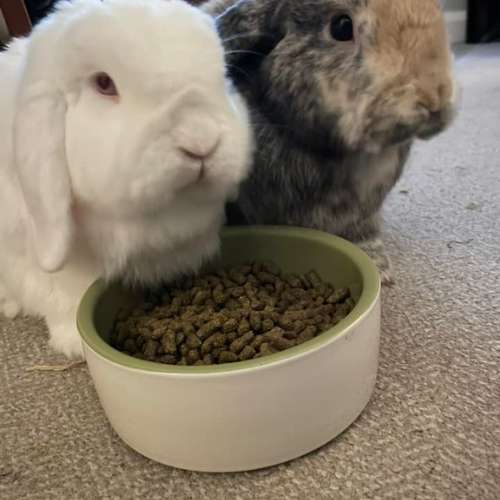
top-left (204, 0), bottom-right (458, 283)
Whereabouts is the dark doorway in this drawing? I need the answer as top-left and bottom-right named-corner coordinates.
top-left (467, 0), bottom-right (500, 43)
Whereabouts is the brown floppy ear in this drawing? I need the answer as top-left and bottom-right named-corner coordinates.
top-left (205, 0), bottom-right (286, 66)
top-left (14, 71), bottom-right (74, 273)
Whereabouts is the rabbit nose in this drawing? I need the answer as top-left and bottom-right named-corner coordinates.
top-left (414, 59), bottom-right (454, 113)
top-left (173, 115), bottom-right (221, 160)
top-left (417, 81), bottom-right (452, 113)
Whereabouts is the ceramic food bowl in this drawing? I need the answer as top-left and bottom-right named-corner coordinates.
top-left (77, 226), bottom-right (381, 472)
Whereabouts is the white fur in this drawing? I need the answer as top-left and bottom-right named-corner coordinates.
top-left (0, 0), bottom-right (252, 358)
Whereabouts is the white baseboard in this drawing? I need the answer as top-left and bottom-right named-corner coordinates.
top-left (445, 10), bottom-right (467, 44)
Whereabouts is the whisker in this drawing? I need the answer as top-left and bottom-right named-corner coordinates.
top-left (221, 32), bottom-right (276, 44)
top-left (225, 63), bottom-right (253, 81)
top-left (251, 121), bottom-right (296, 133)
top-left (225, 49), bottom-right (267, 57)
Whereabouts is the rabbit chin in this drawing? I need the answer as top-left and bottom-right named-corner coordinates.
top-left (79, 202), bottom-right (225, 286)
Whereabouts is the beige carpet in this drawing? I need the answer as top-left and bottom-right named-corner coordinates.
top-left (1, 44), bottom-right (499, 500)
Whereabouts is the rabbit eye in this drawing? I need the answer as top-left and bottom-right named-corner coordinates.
top-left (93, 72), bottom-right (118, 97)
top-left (330, 15), bottom-right (354, 42)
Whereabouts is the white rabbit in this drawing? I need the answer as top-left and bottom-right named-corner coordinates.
top-left (0, 0), bottom-right (252, 358)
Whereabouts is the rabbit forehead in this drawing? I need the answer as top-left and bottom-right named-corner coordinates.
top-left (56, 0), bottom-right (223, 85)
top-left (370, 0), bottom-right (442, 29)
top-left (363, 0), bottom-right (449, 80)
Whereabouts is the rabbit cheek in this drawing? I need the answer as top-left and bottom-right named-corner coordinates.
top-left (318, 76), bottom-right (373, 150)
top-left (131, 139), bottom-right (197, 204)
top-left (360, 92), bottom-right (424, 150)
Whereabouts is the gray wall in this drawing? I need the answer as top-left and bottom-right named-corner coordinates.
top-left (442, 0), bottom-right (467, 10)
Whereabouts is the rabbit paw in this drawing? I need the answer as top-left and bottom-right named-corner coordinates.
top-left (0, 284), bottom-right (21, 318)
top-left (2, 300), bottom-right (21, 319)
top-left (357, 238), bottom-right (394, 286)
top-left (48, 321), bottom-right (84, 360)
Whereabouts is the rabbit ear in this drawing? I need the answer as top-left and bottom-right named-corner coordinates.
top-left (14, 81), bottom-right (74, 273)
top-left (212, 0), bottom-right (286, 66)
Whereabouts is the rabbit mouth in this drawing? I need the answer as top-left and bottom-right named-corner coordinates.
top-left (174, 163), bottom-right (225, 201)
top-left (176, 160), bottom-right (207, 193)
top-left (416, 109), bottom-right (454, 140)
top-left (368, 107), bottom-right (453, 149)
top-left (196, 162), bottom-right (206, 182)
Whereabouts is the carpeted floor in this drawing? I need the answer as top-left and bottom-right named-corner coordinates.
top-left (1, 44), bottom-right (499, 500)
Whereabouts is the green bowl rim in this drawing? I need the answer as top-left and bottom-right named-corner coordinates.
top-left (77, 226), bottom-right (380, 375)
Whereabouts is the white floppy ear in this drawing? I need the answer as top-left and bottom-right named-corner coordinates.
top-left (14, 80), bottom-right (74, 272)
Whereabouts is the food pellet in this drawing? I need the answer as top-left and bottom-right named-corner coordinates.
top-left (110, 262), bottom-right (357, 365)
top-left (218, 351), bottom-right (238, 363)
top-left (230, 331), bottom-right (255, 354)
top-left (239, 345), bottom-right (256, 361)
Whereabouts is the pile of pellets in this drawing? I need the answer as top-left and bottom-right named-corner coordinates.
top-left (110, 262), bottom-right (356, 366)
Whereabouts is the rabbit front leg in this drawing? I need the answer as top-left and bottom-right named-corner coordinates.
top-left (356, 237), bottom-right (394, 286)
top-left (2, 300), bottom-right (22, 319)
top-left (336, 213), bottom-right (395, 286)
top-left (42, 270), bottom-right (95, 360)
top-left (46, 309), bottom-right (84, 360)
top-left (0, 282), bottom-right (21, 318)
top-left (344, 214), bottom-right (394, 286)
